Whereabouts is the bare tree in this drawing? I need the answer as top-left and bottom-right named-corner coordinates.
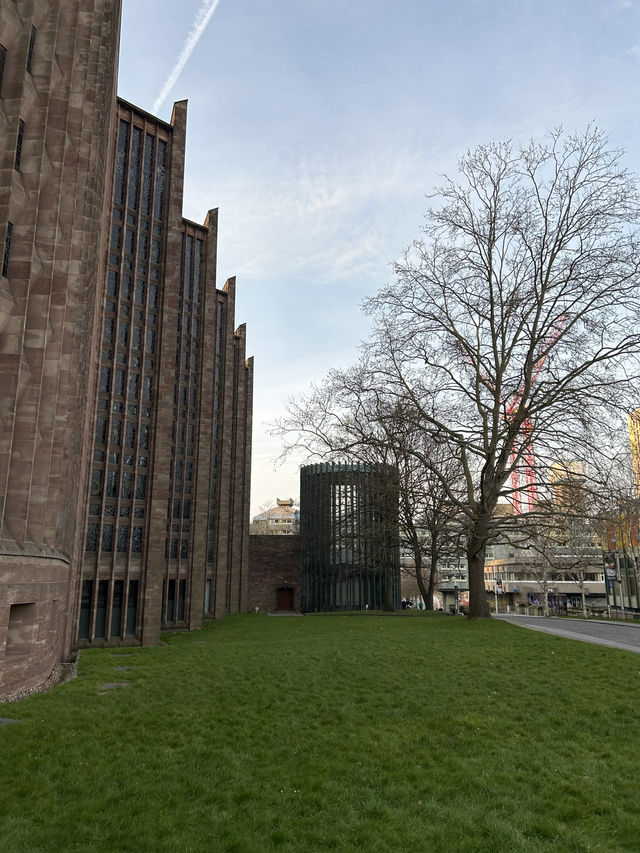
top-left (592, 461), bottom-right (640, 611)
top-left (521, 507), bottom-right (600, 617)
top-left (361, 126), bottom-right (640, 618)
top-left (277, 368), bottom-right (466, 609)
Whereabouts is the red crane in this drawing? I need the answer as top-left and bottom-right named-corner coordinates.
top-left (505, 318), bottom-right (566, 515)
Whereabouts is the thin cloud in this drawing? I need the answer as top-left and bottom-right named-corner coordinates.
top-left (152, 0), bottom-right (222, 113)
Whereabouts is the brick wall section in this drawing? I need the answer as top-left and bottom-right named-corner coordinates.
top-left (0, 0), bottom-right (120, 698)
top-left (248, 535), bottom-right (301, 613)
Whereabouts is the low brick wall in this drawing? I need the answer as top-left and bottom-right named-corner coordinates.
top-left (248, 535), bottom-right (301, 613)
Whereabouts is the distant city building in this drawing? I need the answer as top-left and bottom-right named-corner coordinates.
top-left (628, 408), bottom-right (640, 496)
top-left (250, 498), bottom-right (300, 535)
top-left (549, 460), bottom-right (587, 515)
top-left (300, 463), bottom-right (400, 612)
top-left (0, 1), bottom-right (252, 698)
top-left (485, 506), bottom-right (605, 614)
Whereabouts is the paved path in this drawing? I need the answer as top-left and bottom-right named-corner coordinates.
top-left (495, 614), bottom-right (640, 654)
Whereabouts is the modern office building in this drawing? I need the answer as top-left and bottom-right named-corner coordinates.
top-left (0, 1), bottom-right (252, 698)
top-left (300, 463), bottom-right (400, 612)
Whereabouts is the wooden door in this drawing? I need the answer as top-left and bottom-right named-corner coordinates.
top-left (276, 587), bottom-right (294, 611)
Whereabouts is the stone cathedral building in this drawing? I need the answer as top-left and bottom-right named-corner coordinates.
top-left (0, 1), bottom-right (253, 698)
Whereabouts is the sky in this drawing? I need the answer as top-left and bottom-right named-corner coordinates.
top-left (117, 0), bottom-right (640, 516)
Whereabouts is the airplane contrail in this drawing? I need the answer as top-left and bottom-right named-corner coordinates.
top-left (152, 0), bottom-right (222, 114)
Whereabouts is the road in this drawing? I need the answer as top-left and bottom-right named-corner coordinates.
top-left (495, 614), bottom-right (640, 654)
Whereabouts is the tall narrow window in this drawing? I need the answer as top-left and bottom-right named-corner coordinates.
top-left (128, 126), bottom-right (142, 211)
top-left (178, 579), bottom-right (186, 620)
top-left (102, 524), bottom-right (114, 553)
top-left (114, 120), bottom-right (130, 206)
top-left (154, 140), bottom-right (167, 220)
top-left (26, 26), bottom-right (36, 73)
top-left (126, 580), bottom-right (139, 636)
top-left (0, 44), bottom-right (6, 95)
top-left (111, 580), bottom-right (124, 638)
top-left (135, 474), bottom-right (146, 501)
top-left (132, 526), bottom-right (143, 553)
top-left (78, 580), bottom-right (94, 640)
top-left (117, 525), bottom-right (129, 552)
top-left (2, 221), bottom-right (13, 277)
top-left (14, 119), bottom-right (24, 170)
top-left (95, 416), bottom-right (107, 445)
top-left (85, 523), bottom-right (98, 553)
top-left (125, 421), bottom-right (136, 448)
top-left (167, 579), bottom-right (176, 621)
top-left (141, 133), bottom-right (155, 215)
top-left (95, 580), bottom-right (108, 638)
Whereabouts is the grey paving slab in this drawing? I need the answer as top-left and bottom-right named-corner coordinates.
top-left (495, 614), bottom-right (640, 654)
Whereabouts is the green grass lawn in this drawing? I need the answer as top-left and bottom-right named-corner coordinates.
top-left (2, 613), bottom-right (640, 852)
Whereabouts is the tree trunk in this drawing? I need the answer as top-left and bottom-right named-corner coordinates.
top-left (467, 528), bottom-right (491, 619)
top-left (384, 559), bottom-right (394, 611)
top-left (413, 548), bottom-right (432, 610)
top-left (426, 548), bottom-right (438, 611)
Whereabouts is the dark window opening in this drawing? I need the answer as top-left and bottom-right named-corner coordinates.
top-left (111, 419), bottom-right (122, 447)
top-left (95, 580), bottom-right (108, 638)
top-left (111, 580), bottom-right (124, 639)
top-left (90, 469), bottom-right (103, 497)
top-left (125, 421), bottom-right (136, 448)
top-left (0, 44), bottom-right (7, 95)
top-left (95, 416), bottom-right (107, 445)
top-left (167, 579), bottom-right (176, 621)
top-left (2, 221), bottom-right (13, 278)
top-left (78, 580), bottom-right (93, 640)
top-left (178, 579), bottom-right (186, 621)
top-left (85, 523), bottom-right (98, 553)
top-left (126, 580), bottom-right (138, 636)
top-left (128, 126), bottom-right (142, 211)
top-left (117, 524), bottom-right (129, 552)
top-left (121, 472), bottom-right (132, 500)
top-left (106, 471), bottom-right (118, 499)
top-left (99, 366), bottom-right (111, 393)
top-left (132, 526), bottom-right (143, 553)
top-left (135, 474), bottom-right (146, 501)
top-left (102, 524), bottom-right (114, 553)
top-left (14, 119), bottom-right (24, 170)
top-left (26, 26), bottom-right (36, 73)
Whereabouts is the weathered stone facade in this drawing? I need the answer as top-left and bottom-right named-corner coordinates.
top-left (0, 0), bottom-right (121, 697)
top-left (0, 2), bottom-right (253, 697)
top-left (76, 98), bottom-right (253, 649)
